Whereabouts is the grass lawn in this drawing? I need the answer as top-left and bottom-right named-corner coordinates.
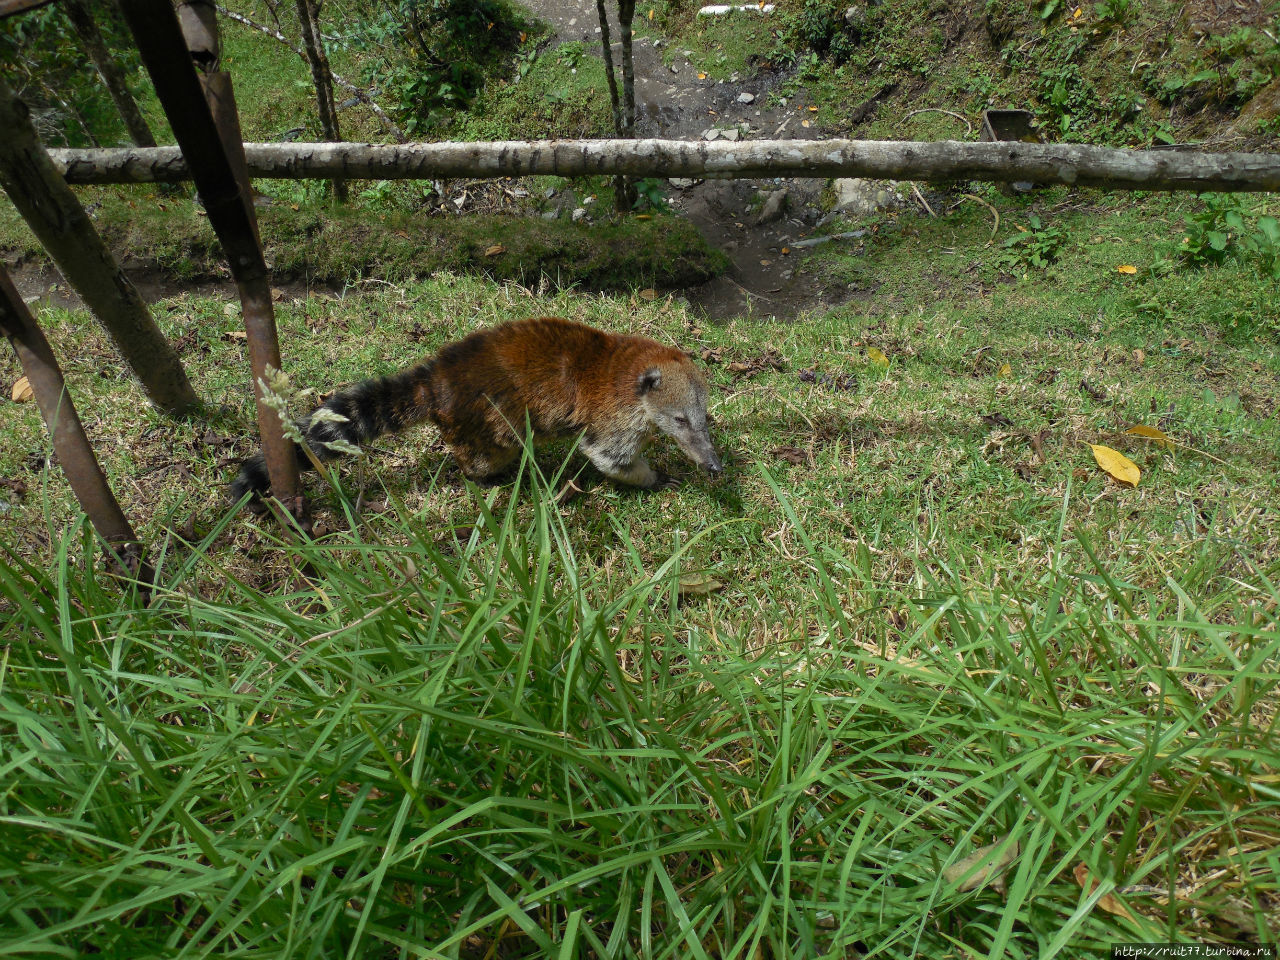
top-left (2, 184), bottom-right (1278, 956)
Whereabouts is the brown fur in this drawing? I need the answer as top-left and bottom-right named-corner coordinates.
top-left (231, 317), bottom-right (721, 505)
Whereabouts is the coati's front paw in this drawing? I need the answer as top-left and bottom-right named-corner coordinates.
top-left (651, 470), bottom-right (682, 491)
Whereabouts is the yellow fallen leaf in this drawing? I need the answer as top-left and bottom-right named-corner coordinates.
top-left (781, 246), bottom-right (790, 255)
top-left (1089, 443), bottom-right (1140, 487)
top-left (648, 8), bottom-right (653, 18)
top-left (997, 362), bottom-right (1012, 377)
top-left (1073, 863), bottom-right (1134, 921)
top-left (11, 376), bottom-right (34, 403)
top-left (1117, 264), bottom-right (1137, 275)
top-left (698, 72), bottom-right (707, 80)
top-left (801, 119), bottom-right (811, 128)
top-left (634, 214), bottom-right (652, 220)
top-left (867, 347), bottom-right (889, 369)
top-left (1126, 424), bottom-right (1174, 449)
top-left (1072, 6), bottom-right (1082, 17)
top-left (1133, 348), bottom-right (1145, 365)
top-left (484, 244), bottom-right (505, 257)
top-left (808, 105), bottom-right (818, 112)
top-left (638, 288), bottom-right (657, 301)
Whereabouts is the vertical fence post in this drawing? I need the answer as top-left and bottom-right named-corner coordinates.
top-left (118, 0), bottom-right (307, 529)
top-left (0, 73), bottom-right (199, 417)
top-left (0, 267), bottom-right (153, 588)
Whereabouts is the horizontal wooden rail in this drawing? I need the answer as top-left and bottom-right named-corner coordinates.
top-left (46, 138), bottom-right (1280, 192)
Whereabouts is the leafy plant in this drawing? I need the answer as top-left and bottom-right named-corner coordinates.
top-left (632, 177), bottom-right (668, 212)
top-left (1001, 214), bottom-right (1069, 269)
top-left (351, 0), bottom-right (528, 135)
top-left (1156, 193), bottom-right (1280, 277)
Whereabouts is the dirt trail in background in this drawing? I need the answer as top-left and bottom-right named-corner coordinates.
top-left (520, 0), bottom-right (856, 320)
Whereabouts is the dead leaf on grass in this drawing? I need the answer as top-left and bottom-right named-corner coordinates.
top-left (1073, 863), bottom-right (1135, 921)
top-left (678, 573), bottom-right (725, 598)
top-left (1133, 348), bottom-right (1146, 365)
top-left (639, 288), bottom-right (657, 301)
top-left (1117, 264), bottom-right (1138, 275)
top-left (1088, 443), bottom-right (1140, 487)
top-left (943, 838), bottom-right (1019, 892)
top-left (11, 376), bottom-right (34, 403)
top-left (771, 446), bottom-right (808, 465)
top-left (867, 347), bottom-right (889, 369)
top-left (222, 330), bottom-right (248, 342)
top-left (1125, 424), bottom-right (1174, 449)
top-left (1080, 379), bottom-right (1107, 401)
top-left (699, 347), bottom-right (723, 364)
top-left (981, 412), bottom-right (1013, 428)
top-left (484, 244), bottom-right (505, 257)
top-left (1, 478), bottom-right (28, 500)
top-left (997, 362), bottom-right (1012, 378)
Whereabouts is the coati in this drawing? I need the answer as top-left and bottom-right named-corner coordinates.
top-left (230, 316), bottom-right (722, 507)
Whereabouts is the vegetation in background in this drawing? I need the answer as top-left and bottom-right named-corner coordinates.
top-left (0, 1), bottom-right (151, 147)
top-left (347, 0), bottom-right (530, 135)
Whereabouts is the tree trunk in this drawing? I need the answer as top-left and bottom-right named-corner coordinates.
top-left (62, 0), bottom-right (159, 148)
top-left (47, 139), bottom-right (1280, 193)
top-left (0, 75), bottom-right (198, 416)
top-left (615, 0), bottom-right (638, 210)
top-left (294, 0), bottom-right (347, 200)
top-left (594, 0), bottom-right (637, 212)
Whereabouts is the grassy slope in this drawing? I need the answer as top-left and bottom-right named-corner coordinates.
top-left (2, 1), bottom-right (1280, 956)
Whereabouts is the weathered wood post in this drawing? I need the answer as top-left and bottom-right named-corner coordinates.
top-left (0, 73), bottom-right (199, 416)
top-left (119, 0), bottom-right (307, 529)
top-left (0, 266), bottom-right (153, 588)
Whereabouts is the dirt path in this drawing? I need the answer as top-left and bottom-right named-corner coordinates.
top-left (519, 0), bottom-right (856, 320)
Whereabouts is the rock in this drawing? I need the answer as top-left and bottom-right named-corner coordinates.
top-left (721, 127), bottom-right (741, 141)
top-left (572, 207), bottom-right (587, 223)
top-left (737, 91), bottom-right (756, 104)
top-left (542, 210), bottom-right (560, 220)
top-left (544, 188), bottom-right (557, 199)
top-left (702, 128), bottom-right (721, 141)
top-left (670, 178), bottom-right (701, 189)
top-left (756, 188), bottom-right (788, 225)
top-left (830, 177), bottom-right (905, 215)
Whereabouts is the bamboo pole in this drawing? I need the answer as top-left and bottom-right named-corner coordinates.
top-left (0, 266), bottom-right (153, 588)
top-left (45, 138), bottom-right (1280, 192)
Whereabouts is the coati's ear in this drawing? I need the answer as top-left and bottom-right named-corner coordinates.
top-left (637, 367), bottom-right (662, 394)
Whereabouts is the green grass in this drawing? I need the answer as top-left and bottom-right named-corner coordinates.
top-left (1, 455), bottom-right (1277, 956)
top-left (2, 185), bottom-right (1279, 954)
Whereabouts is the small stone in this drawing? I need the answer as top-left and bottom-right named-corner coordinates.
top-left (542, 210), bottom-right (560, 220)
top-left (702, 128), bottom-right (721, 141)
top-left (737, 91), bottom-right (756, 104)
top-left (544, 188), bottom-right (557, 199)
top-left (670, 178), bottom-right (700, 189)
top-left (756, 188), bottom-right (788, 225)
top-left (572, 207), bottom-right (587, 222)
top-left (721, 127), bottom-right (741, 141)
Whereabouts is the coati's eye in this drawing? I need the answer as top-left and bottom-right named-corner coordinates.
top-left (674, 415), bottom-right (690, 427)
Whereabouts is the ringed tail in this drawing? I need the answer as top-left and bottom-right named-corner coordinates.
top-left (230, 362), bottom-right (434, 505)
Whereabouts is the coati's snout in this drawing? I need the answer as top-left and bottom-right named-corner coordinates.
top-left (637, 364), bottom-right (722, 476)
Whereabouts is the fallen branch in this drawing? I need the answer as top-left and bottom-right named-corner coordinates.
top-left (46, 138), bottom-right (1280, 192)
